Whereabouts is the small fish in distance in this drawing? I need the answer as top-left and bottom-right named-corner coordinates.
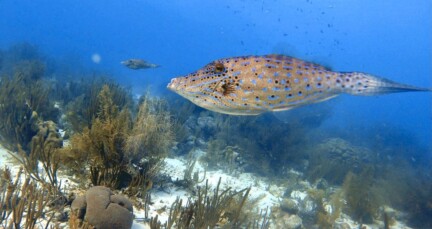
top-left (121, 59), bottom-right (160, 70)
top-left (167, 54), bottom-right (431, 115)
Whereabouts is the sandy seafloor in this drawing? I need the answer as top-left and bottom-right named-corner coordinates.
top-left (0, 143), bottom-right (412, 229)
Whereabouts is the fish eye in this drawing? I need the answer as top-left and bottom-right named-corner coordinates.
top-left (214, 62), bottom-right (225, 72)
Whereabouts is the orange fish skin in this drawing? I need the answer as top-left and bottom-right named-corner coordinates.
top-left (168, 55), bottom-right (430, 115)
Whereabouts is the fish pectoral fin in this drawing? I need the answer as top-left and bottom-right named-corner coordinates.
top-left (213, 81), bottom-right (236, 96)
top-left (221, 82), bottom-right (236, 96)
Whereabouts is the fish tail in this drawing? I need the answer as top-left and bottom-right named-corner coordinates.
top-left (342, 72), bottom-right (432, 96)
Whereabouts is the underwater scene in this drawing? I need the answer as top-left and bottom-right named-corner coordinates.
top-left (0, 1), bottom-right (431, 229)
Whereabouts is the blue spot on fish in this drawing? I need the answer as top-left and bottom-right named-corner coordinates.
top-left (294, 78), bottom-right (299, 84)
top-left (281, 79), bottom-right (286, 85)
top-left (286, 73), bottom-right (292, 77)
top-left (251, 79), bottom-right (257, 85)
top-left (284, 87), bottom-right (291, 91)
top-left (274, 72), bottom-right (279, 77)
top-left (265, 64), bottom-right (277, 68)
top-left (272, 87), bottom-right (280, 91)
top-left (304, 78), bottom-right (309, 82)
top-left (258, 74), bottom-right (264, 79)
top-left (263, 88), bottom-right (268, 92)
top-left (267, 78), bottom-right (272, 83)
top-left (233, 71), bottom-right (241, 76)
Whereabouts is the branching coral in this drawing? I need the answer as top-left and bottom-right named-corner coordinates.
top-left (62, 86), bottom-right (174, 193)
top-left (150, 178), bottom-right (251, 229)
top-left (125, 94), bottom-right (173, 162)
top-left (63, 84), bottom-right (131, 189)
top-left (123, 94), bottom-right (174, 196)
top-left (0, 167), bottom-right (56, 228)
top-left (11, 120), bottom-right (63, 189)
top-left (64, 79), bottom-right (132, 134)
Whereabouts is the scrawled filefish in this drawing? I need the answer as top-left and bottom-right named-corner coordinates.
top-left (167, 54), bottom-right (431, 115)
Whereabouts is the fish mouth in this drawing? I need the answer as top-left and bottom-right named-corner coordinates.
top-left (167, 78), bottom-right (178, 91)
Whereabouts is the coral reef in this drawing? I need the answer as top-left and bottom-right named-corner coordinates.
top-left (70, 186), bottom-right (134, 229)
top-left (0, 65), bottom-right (57, 152)
top-left (61, 85), bottom-right (174, 195)
top-left (0, 44), bottom-right (59, 152)
top-left (12, 120), bottom-right (63, 189)
top-left (61, 85), bottom-right (131, 189)
top-left (307, 138), bottom-right (374, 185)
top-left (1, 43), bottom-right (430, 228)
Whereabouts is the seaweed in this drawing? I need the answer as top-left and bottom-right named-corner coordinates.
top-left (62, 86), bottom-right (174, 194)
top-left (342, 167), bottom-right (380, 224)
top-left (150, 178), bottom-right (251, 229)
top-left (124, 94), bottom-right (174, 196)
top-left (306, 187), bottom-right (344, 228)
top-left (176, 156), bottom-right (206, 190)
top-left (125, 93), bottom-right (173, 162)
top-left (63, 84), bottom-right (131, 189)
top-left (64, 78), bottom-right (132, 134)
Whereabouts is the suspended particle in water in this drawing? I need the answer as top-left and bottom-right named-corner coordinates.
top-left (91, 53), bottom-right (101, 64)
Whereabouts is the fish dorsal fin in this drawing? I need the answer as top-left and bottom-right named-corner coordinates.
top-left (263, 54), bottom-right (332, 71)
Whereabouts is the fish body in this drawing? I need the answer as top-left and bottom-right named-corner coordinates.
top-left (168, 55), bottom-right (430, 115)
top-left (121, 59), bottom-right (160, 70)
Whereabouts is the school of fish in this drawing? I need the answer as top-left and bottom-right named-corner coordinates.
top-left (168, 55), bottom-right (431, 115)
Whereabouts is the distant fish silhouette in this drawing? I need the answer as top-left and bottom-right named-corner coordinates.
top-left (121, 59), bottom-right (160, 70)
top-left (168, 54), bottom-right (431, 115)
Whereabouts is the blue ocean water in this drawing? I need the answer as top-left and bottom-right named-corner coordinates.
top-left (1, 0), bottom-right (431, 226)
top-left (2, 1), bottom-right (430, 147)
